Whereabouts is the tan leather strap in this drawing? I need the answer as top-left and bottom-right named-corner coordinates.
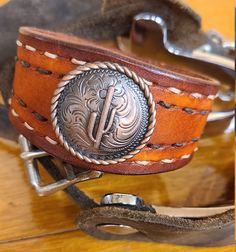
top-left (9, 26), bottom-right (219, 174)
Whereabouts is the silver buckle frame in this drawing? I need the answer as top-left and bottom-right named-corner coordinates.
top-left (18, 134), bottom-right (103, 196)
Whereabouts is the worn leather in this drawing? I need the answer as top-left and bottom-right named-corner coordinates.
top-left (9, 27), bottom-right (219, 174)
top-left (0, 1), bottom-right (234, 246)
top-left (77, 206), bottom-right (234, 246)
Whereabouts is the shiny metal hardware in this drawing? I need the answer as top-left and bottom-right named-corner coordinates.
top-left (101, 193), bottom-right (144, 207)
top-left (95, 196), bottom-right (234, 235)
top-left (101, 193), bottom-right (234, 218)
top-left (207, 110), bottom-right (235, 122)
top-left (51, 62), bottom-right (156, 165)
top-left (18, 134), bottom-right (103, 196)
top-left (130, 13), bottom-right (235, 123)
top-left (131, 13), bottom-right (235, 70)
top-left (99, 193), bottom-right (147, 235)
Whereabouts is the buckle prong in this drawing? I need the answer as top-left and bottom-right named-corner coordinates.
top-left (18, 134), bottom-right (103, 196)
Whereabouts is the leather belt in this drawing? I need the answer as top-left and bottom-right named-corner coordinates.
top-left (9, 26), bottom-right (219, 174)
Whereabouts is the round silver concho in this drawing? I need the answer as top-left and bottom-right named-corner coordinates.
top-left (51, 62), bottom-right (156, 165)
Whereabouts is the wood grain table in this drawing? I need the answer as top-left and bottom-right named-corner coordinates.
top-left (0, 0), bottom-right (234, 251)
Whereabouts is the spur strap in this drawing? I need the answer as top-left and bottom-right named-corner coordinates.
top-left (9, 27), bottom-right (218, 174)
top-left (36, 156), bottom-right (236, 246)
top-left (0, 0), bottom-right (233, 246)
top-left (36, 155), bottom-right (235, 247)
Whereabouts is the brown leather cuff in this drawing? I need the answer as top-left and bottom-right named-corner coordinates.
top-left (9, 27), bottom-right (219, 174)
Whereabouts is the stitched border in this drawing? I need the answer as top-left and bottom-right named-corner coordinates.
top-left (16, 40), bottom-right (217, 101)
top-left (14, 77), bottom-right (209, 116)
top-left (146, 139), bottom-right (199, 150)
top-left (10, 98), bottom-right (199, 151)
top-left (10, 107), bottom-right (196, 164)
top-left (17, 59), bottom-right (62, 79)
top-left (17, 40), bottom-right (86, 65)
top-left (157, 101), bottom-right (210, 115)
top-left (10, 107), bottom-right (58, 145)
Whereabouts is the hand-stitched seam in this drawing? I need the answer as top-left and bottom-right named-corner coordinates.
top-left (157, 101), bottom-right (210, 115)
top-left (14, 95), bottom-right (48, 122)
top-left (164, 87), bottom-right (216, 100)
top-left (14, 82), bottom-right (208, 120)
top-left (17, 59), bottom-right (62, 79)
top-left (11, 108), bottom-right (196, 162)
top-left (134, 153), bottom-right (192, 165)
top-left (146, 138), bottom-right (199, 150)
top-left (11, 100), bottom-right (200, 151)
top-left (135, 146), bottom-right (199, 165)
top-left (16, 40), bottom-right (216, 101)
top-left (10, 107), bottom-right (58, 145)
top-left (17, 40), bottom-right (86, 65)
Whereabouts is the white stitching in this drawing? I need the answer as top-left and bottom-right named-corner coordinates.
top-left (11, 108), bottom-right (19, 117)
top-left (167, 87), bottom-right (181, 94)
top-left (11, 107), bottom-right (195, 160)
top-left (164, 86), bottom-right (215, 101)
top-left (8, 98), bottom-right (12, 105)
top-left (207, 95), bottom-right (216, 100)
top-left (45, 136), bottom-right (58, 145)
top-left (135, 153), bottom-right (193, 165)
top-left (135, 161), bottom-right (151, 165)
top-left (161, 153), bottom-right (192, 163)
top-left (16, 40), bottom-right (23, 47)
top-left (44, 51), bottom-right (58, 59)
top-left (25, 45), bottom-right (36, 52)
top-left (11, 108), bottom-right (58, 145)
top-left (16, 40), bottom-right (216, 101)
top-left (71, 58), bottom-right (86, 65)
top-left (190, 93), bottom-right (203, 99)
top-left (181, 154), bottom-right (191, 159)
top-left (161, 159), bottom-right (175, 164)
top-left (24, 122), bottom-right (34, 131)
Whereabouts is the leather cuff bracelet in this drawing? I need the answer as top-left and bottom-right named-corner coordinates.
top-left (9, 27), bottom-right (219, 174)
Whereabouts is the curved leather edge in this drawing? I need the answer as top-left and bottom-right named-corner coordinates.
top-left (77, 206), bottom-right (235, 246)
top-left (9, 113), bottom-right (192, 175)
top-left (19, 26), bottom-right (219, 95)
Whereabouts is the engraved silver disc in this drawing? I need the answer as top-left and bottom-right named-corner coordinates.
top-left (51, 63), bottom-right (156, 164)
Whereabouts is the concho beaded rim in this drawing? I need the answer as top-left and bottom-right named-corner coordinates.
top-left (51, 62), bottom-right (156, 165)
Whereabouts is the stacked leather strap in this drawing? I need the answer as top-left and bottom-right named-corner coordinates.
top-left (9, 27), bottom-right (219, 174)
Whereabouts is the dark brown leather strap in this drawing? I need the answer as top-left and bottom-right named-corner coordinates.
top-left (77, 206), bottom-right (234, 246)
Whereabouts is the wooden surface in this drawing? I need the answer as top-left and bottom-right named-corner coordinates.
top-left (0, 0), bottom-right (234, 251)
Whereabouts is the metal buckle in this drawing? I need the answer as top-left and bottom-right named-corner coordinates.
top-left (18, 134), bottom-right (103, 196)
top-left (18, 135), bottom-right (234, 237)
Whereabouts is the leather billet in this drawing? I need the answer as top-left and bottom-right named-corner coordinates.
top-left (9, 27), bottom-right (219, 174)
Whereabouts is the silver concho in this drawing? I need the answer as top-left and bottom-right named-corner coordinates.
top-left (51, 62), bottom-right (156, 165)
